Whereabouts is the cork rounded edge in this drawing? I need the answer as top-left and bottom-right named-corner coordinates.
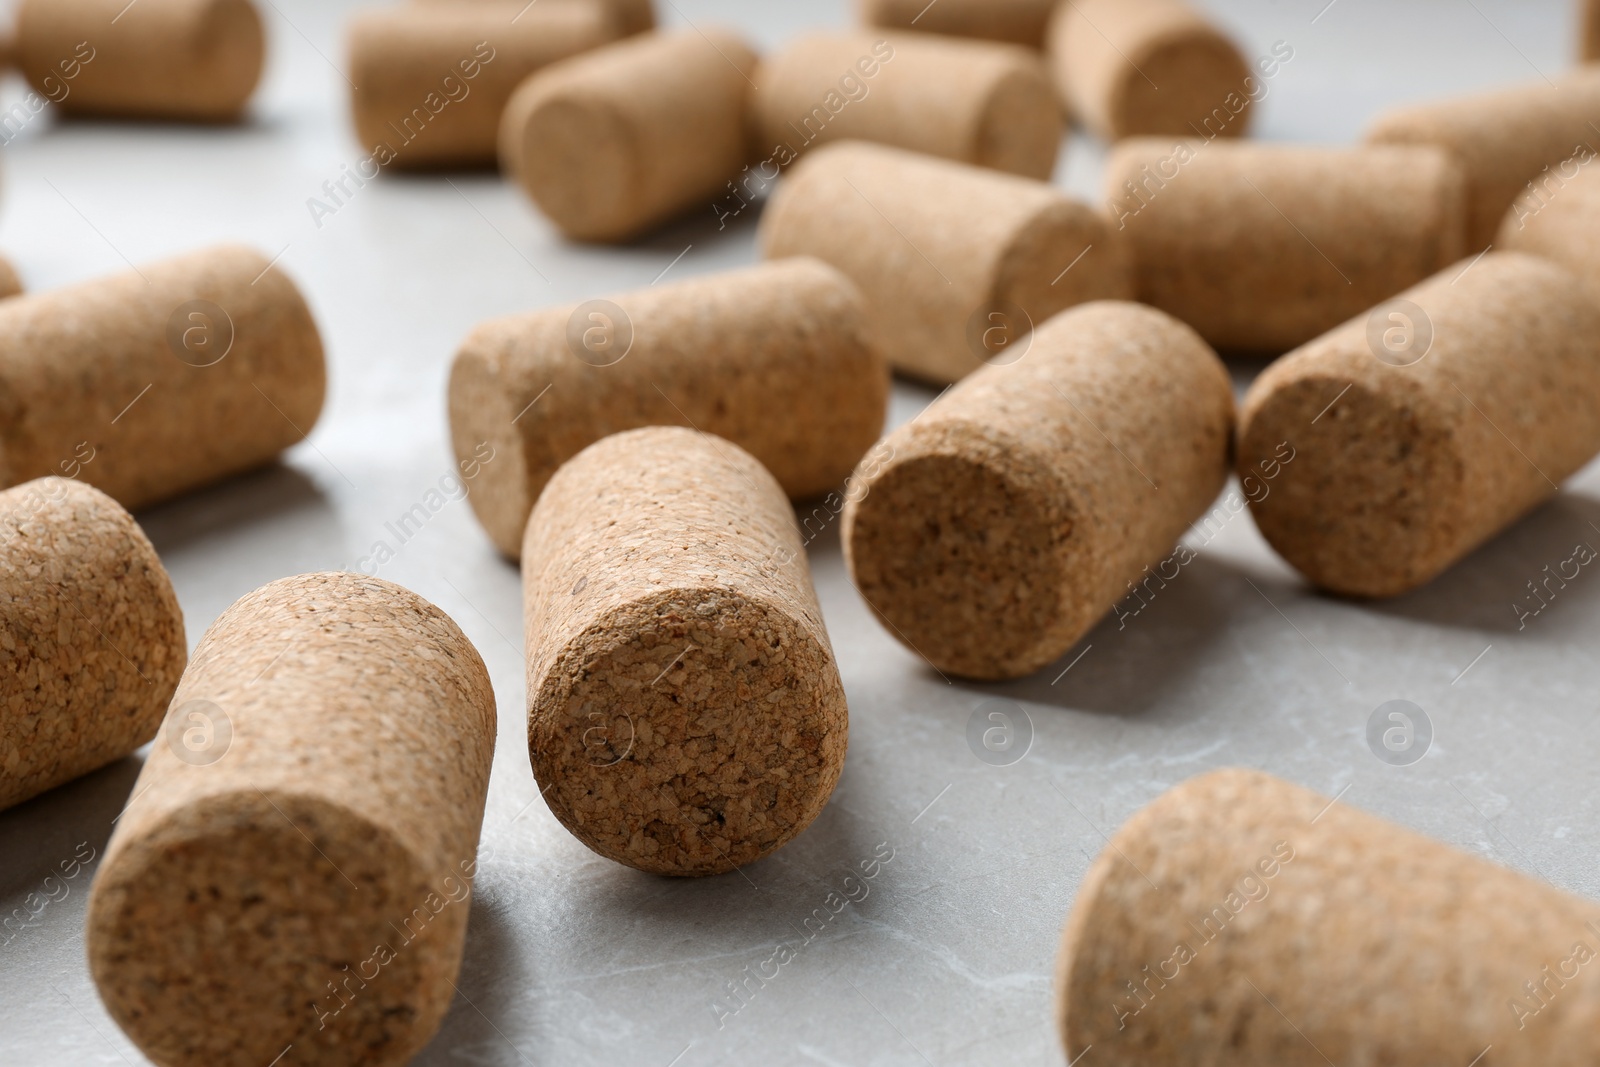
top-left (502, 76), bottom-right (640, 243)
top-left (974, 59), bottom-right (1063, 178)
top-left (1106, 27), bottom-right (1253, 140)
top-left (0, 254), bottom-right (23, 301)
top-left (994, 198), bottom-right (1133, 326)
top-left (193, 0), bottom-right (266, 120)
top-left (447, 338), bottom-right (535, 560)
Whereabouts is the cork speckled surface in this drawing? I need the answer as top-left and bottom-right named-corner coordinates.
top-left (857, 0), bottom-right (1058, 48)
top-left (1498, 158), bottom-right (1600, 293)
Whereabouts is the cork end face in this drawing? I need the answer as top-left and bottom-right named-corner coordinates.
top-left (448, 344), bottom-right (533, 560)
top-left (194, 0), bottom-right (267, 121)
top-left (1108, 33), bottom-right (1253, 140)
top-left (505, 89), bottom-right (638, 242)
top-left (975, 63), bottom-right (1064, 179)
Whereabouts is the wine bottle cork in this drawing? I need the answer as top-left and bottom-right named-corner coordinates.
top-left (1497, 154), bottom-right (1600, 294)
top-left (842, 301), bottom-right (1233, 680)
top-left (87, 572), bottom-right (497, 1067)
top-left (16, 0), bottom-right (264, 121)
top-left (523, 426), bottom-right (848, 876)
top-left (858, 0), bottom-right (1058, 48)
top-left (499, 28), bottom-right (757, 241)
top-left (1045, 0), bottom-right (1253, 141)
top-left (0, 244), bottom-right (326, 512)
top-left (1057, 768), bottom-right (1600, 1065)
top-left (0, 478), bottom-right (185, 813)
top-left (1105, 139), bottom-right (1467, 354)
top-left (761, 141), bottom-right (1132, 385)
top-left (0, 255), bottom-right (21, 300)
top-left (417, 0), bottom-right (655, 37)
top-left (750, 31), bottom-right (1063, 180)
top-left (347, 1), bottom-right (618, 170)
top-left (1586, 0), bottom-right (1600, 63)
top-left (1238, 253), bottom-right (1600, 599)
top-left (448, 257), bottom-right (888, 560)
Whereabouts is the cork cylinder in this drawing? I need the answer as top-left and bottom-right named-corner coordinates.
top-left (1046, 0), bottom-right (1253, 141)
top-left (1238, 253), bottom-right (1600, 599)
top-left (499, 28), bottom-right (757, 242)
top-left (750, 32), bottom-right (1063, 180)
top-left (843, 301), bottom-right (1233, 680)
top-left (1587, 0), bottom-right (1600, 63)
top-left (0, 255), bottom-right (21, 301)
top-left (347, 2), bottom-right (618, 170)
top-left (16, 0), bottom-right (264, 121)
top-left (0, 478), bottom-right (185, 813)
top-left (523, 426), bottom-right (848, 876)
top-left (1057, 768), bottom-right (1600, 1065)
top-left (0, 244), bottom-right (326, 512)
top-left (87, 573), bottom-right (497, 1067)
top-left (858, 0), bottom-right (1058, 48)
top-left (1106, 139), bottom-right (1467, 354)
top-left (449, 257), bottom-right (888, 560)
top-left (418, 0), bottom-right (656, 37)
top-left (1497, 157), bottom-right (1600, 293)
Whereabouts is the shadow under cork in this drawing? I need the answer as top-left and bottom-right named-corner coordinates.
top-left (623, 191), bottom-right (769, 255)
top-left (134, 461), bottom-right (336, 557)
top-left (0, 753), bottom-right (143, 901)
top-left (413, 892), bottom-right (537, 1066)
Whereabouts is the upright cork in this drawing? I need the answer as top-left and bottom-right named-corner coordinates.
top-left (858, 0), bottom-right (1058, 48)
top-left (843, 301), bottom-right (1233, 680)
top-left (1105, 139), bottom-right (1467, 354)
top-left (1058, 768), bottom-right (1600, 1065)
top-left (0, 478), bottom-right (185, 813)
top-left (1238, 253), bottom-right (1600, 599)
top-left (417, 0), bottom-right (656, 37)
top-left (1046, 0), bottom-right (1253, 141)
top-left (16, 0), bottom-right (264, 121)
top-left (449, 257), bottom-right (888, 560)
top-left (347, 2), bottom-right (618, 170)
top-left (0, 244), bottom-right (326, 512)
top-left (499, 28), bottom-right (757, 241)
top-left (523, 427), bottom-right (848, 876)
top-left (1497, 155), bottom-right (1600, 293)
top-left (761, 141), bottom-right (1131, 384)
top-left (87, 573), bottom-right (497, 1067)
top-left (751, 32), bottom-right (1063, 180)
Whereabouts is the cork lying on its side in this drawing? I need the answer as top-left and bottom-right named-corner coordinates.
top-left (0, 478), bottom-right (185, 813)
top-left (0, 255), bottom-right (21, 300)
top-left (858, 0), bottom-right (1059, 48)
top-left (449, 257), bottom-right (888, 559)
top-left (1238, 253), bottom-right (1600, 598)
top-left (1057, 768), bottom-right (1600, 1065)
top-left (1106, 140), bottom-right (1467, 354)
top-left (843, 301), bottom-right (1234, 680)
top-left (88, 573), bottom-right (497, 1067)
top-left (1497, 157), bottom-right (1600, 293)
top-left (0, 244), bottom-right (326, 512)
top-left (751, 32), bottom-right (1063, 179)
top-left (524, 427), bottom-right (848, 876)
top-left (16, 0), bottom-right (264, 121)
top-left (417, 0), bottom-right (656, 36)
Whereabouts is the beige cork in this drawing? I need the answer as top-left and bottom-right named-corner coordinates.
top-left (1497, 156), bottom-right (1600, 294)
top-left (1238, 253), bottom-right (1600, 599)
top-left (499, 28), bottom-right (758, 242)
top-left (417, 0), bottom-right (655, 37)
top-left (750, 32), bottom-right (1063, 180)
top-left (16, 0), bottom-right (263, 122)
top-left (1105, 139), bottom-right (1468, 355)
top-left (1587, 0), bottom-right (1600, 63)
top-left (0, 254), bottom-right (21, 301)
top-left (0, 244), bottom-right (326, 512)
top-left (858, 0), bottom-right (1058, 48)
top-left (1046, 0), bottom-right (1253, 141)
top-left (87, 572), bottom-right (497, 1067)
top-left (523, 426), bottom-right (848, 876)
top-left (449, 257), bottom-right (888, 560)
top-left (0, 478), bottom-right (184, 813)
top-left (347, 2), bottom-right (618, 171)
top-left (1057, 767), bottom-right (1600, 1064)
top-left (842, 300), bottom-right (1233, 680)
top-left (1367, 69), bottom-right (1600, 249)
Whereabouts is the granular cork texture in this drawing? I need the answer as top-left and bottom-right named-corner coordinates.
top-left (418, 0), bottom-right (656, 37)
top-left (500, 28), bottom-right (757, 241)
top-left (1238, 253), bottom-right (1600, 598)
top-left (449, 257), bottom-right (888, 559)
top-left (0, 255), bottom-right (21, 300)
top-left (858, 0), bottom-right (1057, 48)
top-left (1057, 768), bottom-right (1600, 1065)
top-left (761, 141), bottom-right (1132, 384)
top-left (0, 243), bottom-right (326, 511)
top-left (751, 32), bottom-right (1062, 179)
top-left (843, 301), bottom-right (1233, 680)
top-left (348, 1), bottom-right (618, 170)
top-left (87, 572), bottom-right (497, 1067)
top-left (17, 0), bottom-right (263, 121)
top-left (0, 478), bottom-right (185, 812)
top-left (1106, 139), bottom-right (1467, 354)
top-left (1498, 160), bottom-right (1600, 294)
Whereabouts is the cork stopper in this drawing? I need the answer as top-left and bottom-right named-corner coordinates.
top-left (417, 0), bottom-right (655, 37)
top-left (858, 0), bottom-right (1058, 48)
top-left (1587, 0), bottom-right (1600, 62)
top-left (0, 254), bottom-right (22, 301)
top-left (523, 427), bottom-right (849, 876)
top-left (1497, 155), bottom-right (1600, 294)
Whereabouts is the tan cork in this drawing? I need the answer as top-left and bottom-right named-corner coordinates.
top-left (1046, 0), bottom-right (1253, 141)
top-left (858, 0), bottom-right (1058, 48)
top-left (17, 0), bottom-right (264, 122)
top-left (842, 300), bottom-right (1233, 680)
top-left (1587, 0), bottom-right (1600, 62)
top-left (1367, 68), bottom-right (1600, 249)
top-left (449, 257), bottom-right (888, 560)
top-left (499, 28), bottom-right (758, 242)
top-left (0, 254), bottom-right (22, 300)
top-left (760, 141), bottom-right (1132, 385)
top-left (0, 478), bottom-right (185, 813)
top-left (0, 244), bottom-right (326, 513)
top-left (1105, 139), bottom-right (1467, 355)
top-left (1497, 157), bottom-right (1600, 294)
top-left (347, 1), bottom-right (618, 171)
top-left (1057, 767), bottom-right (1600, 1065)
top-left (523, 426), bottom-right (848, 876)
top-left (87, 572), bottom-right (497, 1067)
top-left (750, 31), bottom-right (1063, 180)
top-left (1238, 252), bottom-right (1600, 599)
top-left (416, 0), bottom-right (656, 37)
